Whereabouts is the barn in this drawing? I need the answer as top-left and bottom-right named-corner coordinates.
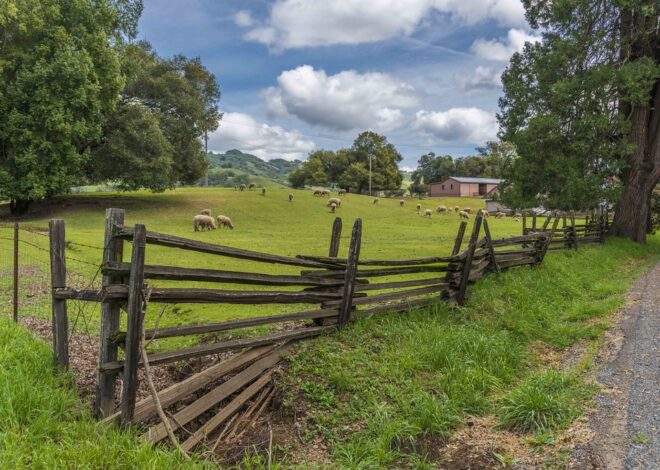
top-left (428, 177), bottom-right (503, 198)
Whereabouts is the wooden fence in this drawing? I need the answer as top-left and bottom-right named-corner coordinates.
top-left (47, 208), bottom-right (607, 438)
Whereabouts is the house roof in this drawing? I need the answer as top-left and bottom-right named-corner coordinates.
top-left (432, 176), bottom-right (504, 185)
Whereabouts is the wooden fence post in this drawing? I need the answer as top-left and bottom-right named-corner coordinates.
top-left (481, 218), bottom-right (500, 273)
top-left (13, 223), bottom-right (18, 323)
top-left (532, 212), bottom-right (537, 231)
top-left (337, 219), bottom-right (362, 327)
top-left (121, 224), bottom-right (147, 425)
top-left (456, 213), bottom-right (483, 305)
top-left (570, 211), bottom-right (577, 250)
top-left (48, 219), bottom-right (69, 368)
top-left (522, 210), bottom-right (527, 235)
top-left (328, 217), bottom-right (342, 257)
top-left (451, 221), bottom-right (468, 256)
top-left (96, 208), bottom-right (125, 418)
top-left (537, 212), bottom-right (561, 263)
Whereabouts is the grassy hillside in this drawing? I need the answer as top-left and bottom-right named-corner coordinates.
top-left (207, 149), bottom-right (301, 187)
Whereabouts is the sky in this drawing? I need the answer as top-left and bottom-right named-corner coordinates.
top-left (138, 0), bottom-right (540, 169)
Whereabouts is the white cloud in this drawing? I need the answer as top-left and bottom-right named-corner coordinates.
top-left (240, 0), bottom-right (527, 50)
top-left (233, 10), bottom-right (255, 27)
top-left (471, 28), bottom-right (541, 61)
top-left (413, 108), bottom-right (498, 142)
top-left (209, 112), bottom-right (315, 161)
top-left (455, 66), bottom-right (502, 91)
top-left (264, 65), bottom-right (418, 132)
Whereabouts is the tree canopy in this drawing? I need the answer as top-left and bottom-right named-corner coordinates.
top-left (498, 0), bottom-right (659, 242)
top-left (289, 131), bottom-right (403, 193)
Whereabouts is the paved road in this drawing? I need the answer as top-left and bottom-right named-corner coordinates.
top-left (571, 261), bottom-right (659, 469)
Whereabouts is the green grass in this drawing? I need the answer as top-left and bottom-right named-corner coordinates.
top-left (0, 317), bottom-right (208, 469)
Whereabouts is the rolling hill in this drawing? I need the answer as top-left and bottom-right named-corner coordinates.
top-left (206, 149), bottom-right (301, 187)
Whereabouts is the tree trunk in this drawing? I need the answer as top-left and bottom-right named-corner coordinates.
top-left (9, 199), bottom-right (31, 216)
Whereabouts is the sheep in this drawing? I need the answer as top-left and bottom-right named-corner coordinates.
top-left (193, 214), bottom-right (216, 231)
top-left (261, 188), bottom-right (266, 196)
top-left (200, 209), bottom-right (212, 216)
top-left (288, 193), bottom-right (294, 202)
top-left (400, 199), bottom-right (405, 207)
top-left (454, 206), bottom-right (460, 212)
top-left (373, 198), bottom-right (379, 204)
top-left (416, 203), bottom-right (422, 213)
top-left (329, 202), bottom-right (337, 213)
top-left (327, 197), bottom-right (342, 208)
top-left (320, 189), bottom-right (331, 197)
top-left (463, 208), bottom-right (472, 214)
top-left (338, 189), bottom-right (347, 195)
top-left (436, 205), bottom-right (447, 213)
top-left (248, 183), bottom-right (256, 190)
top-left (216, 215), bottom-right (235, 229)
top-left (239, 184), bottom-right (246, 191)
top-left (313, 190), bottom-right (322, 196)
top-left (423, 209), bottom-right (432, 217)
top-left (458, 210), bottom-right (470, 220)
top-left (495, 212), bottom-right (506, 219)
top-left (478, 209), bottom-right (489, 218)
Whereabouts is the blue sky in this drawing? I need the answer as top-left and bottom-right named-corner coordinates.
top-left (138, 0), bottom-right (540, 169)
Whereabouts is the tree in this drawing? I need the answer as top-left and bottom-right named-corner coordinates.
top-left (0, 0), bottom-right (129, 214)
top-left (476, 141), bottom-right (517, 177)
top-left (410, 153), bottom-right (455, 195)
top-left (498, 0), bottom-right (659, 242)
top-left (88, 42), bottom-right (221, 189)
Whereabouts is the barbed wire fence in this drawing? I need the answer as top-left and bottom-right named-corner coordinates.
top-left (0, 223), bottom-right (104, 338)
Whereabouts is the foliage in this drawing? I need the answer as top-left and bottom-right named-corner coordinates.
top-left (0, 0), bottom-right (128, 211)
top-left (207, 149), bottom-right (301, 187)
top-left (288, 132), bottom-right (403, 193)
top-left (498, 0), bottom-right (659, 239)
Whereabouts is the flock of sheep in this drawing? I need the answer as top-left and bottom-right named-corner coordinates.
top-left (191, 188), bottom-right (519, 232)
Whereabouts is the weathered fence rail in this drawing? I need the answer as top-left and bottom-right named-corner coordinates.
top-left (45, 206), bottom-right (608, 448)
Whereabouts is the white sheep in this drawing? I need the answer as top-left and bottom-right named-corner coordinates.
top-left (416, 203), bottom-right (422, 213)
top-left (400, 199), bottom-right (404, 207)
top-left (200, 209), bottom-right (212, 216)
top-left (327, 197), bottom-right (342, 208)
top-left (288, 193), bottom-right (294, 202)
top-left (239, 184), bottom-right (246, 191)
top-left (436, 205), bottom-right (447, 213)
top-left (320, 189), bottom-right (331, 197)
top-left (463, 208), bottom-right (472, 214)
top-left (373, 198), bottom-right (379, 204)
top-left (329, 202), bottom-right (337, 213)
top-left (248, 183), bottom-right (256, 190)
top-left (423, 209), bottom-right (432, 217)
top-left (458, 210), bottom-right (470, 220)
top-left (338, 189), bottom-right (347, 195)
top-left (193, 214), bottom-right (216, 231)
top-left (478, 209), bottom-right (489, 218)
top-left (216, 215), bottom-right (235, 229)
top-left (454, 206), bottom-right (460, 212)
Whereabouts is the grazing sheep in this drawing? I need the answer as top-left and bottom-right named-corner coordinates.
top-left (495, 212), bottom-right (506, 219)
top-left (327, 197), bottom-right (342, 208)
top-left (200, 209), bottom-right (212, 216)
top-left (329, 202), bottom-right (337, 213)
top-left (288, 193), bottom-right (294, 202)
top-left (248, 183), bottom-right (256, 190)
top-left (454, 206), bottom-right (460, 212)
top-left (193, 214), bottom-right (216, 231)
top-left (463, 208), bottom-right (471, 214)
top-left (416, 203), bottom-right (422, 213)
top-left (320, 189), bottom-right (331, 197)
top-left (338, 189), bottom-right (347, 195)
top-left (216, 215), bottom-right (235, 229)
top-left (423, 209), bottom-right (432, 217)
top-left (373, 198), bottom-right (379, 204)
top-left (400, 199), bottom-right (404, 207)
top-left (478, 209), bottom-right (489, 218)
top-left (436, 205), bottom-right (447, 213)
top-left (458, 210), bottom-right (470, 220)
top-left (239, 184), bottom-right (246, 191)
top-left (261, 188), bottom-right (266, 196)
top-left (313, 190), bottom-right (322, 196)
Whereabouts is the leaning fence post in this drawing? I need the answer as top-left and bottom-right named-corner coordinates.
top-left (481, 218), bottom-right (500, 273)
top-left (337, 219), bottom-right (362, 327)
top-left (121, 224), bottom-right (147, 425)
top-left (328, 217), bottom-right (342, 257)
top-left (48, 220), bottom-right (69, 368)
top-left (456, 213), bottom-right (483, 305)
top-left (537, 212), bottom-right (561, 263)
top-left (96, 208), bottom-right (125, 418)
top-left (451, 221), bottom-right (468, 256)
top-left (13, 223), bottom-right (18, 323)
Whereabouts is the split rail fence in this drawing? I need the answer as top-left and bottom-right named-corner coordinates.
top-left (45, 207), bottom-right (608, 450)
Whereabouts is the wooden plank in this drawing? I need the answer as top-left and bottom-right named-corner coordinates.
top-left (355, 278), bottom-right (446, 292)
top-left (116, 227), bottom-right (335, 269)
top-left (297, 254), bottom-right (454, 267)
top-left (328, 217), bottom-right (342, 257)
top-left (349, 285), bottom-right (440, 306)
top-left (498, 257), bottom-right (537, 268)
top-left (101, 326), bottom-right (332, 372)
top-left (301, 265), bottom-right (450, 279)
top-left (48, 220), bottom-right (69, 369)
top-left (355, 297), bottom-right (437, 317)
top-left (537, 212), bottom-right (561, 263)
top-left (481, 218), bottom-right (500, 273)
top-left (338, 219), bottom-right (362, 326)
top-left (142, 346), bottom-right (290, 444)
top-left (451, 221), bottom-right (468, 256)
top-left (180, 370), bottom-right (274, 452)
top-left (103, 345), bottom-right (277, 424)
top-left (490, 234), bottom-right (546, 247)
top-left (456, 213), bottom-right (483, 305)
top-left (120, 224), bottom-right (147, 425)
top-left (102, 263), bottom-right (345, 287)
top-left (113, 307), bottom-right (339, 342)
top-left (96, 208), bottom-right (125, 418)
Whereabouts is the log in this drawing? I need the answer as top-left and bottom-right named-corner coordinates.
top-left (297, 254), bottom-right (454, 267)
top-left (481, 218), bottom-right (500, 273)
top-left (113, 307), bottom-right (339, 342)
top-left (100, 326), bottom-right (333, 372)
top-left (116, 227), bottom-right (339, 269)
top-left (349, 285), bottom-right (440, 306)
top-left (490, 234), bottom-right (546, 247)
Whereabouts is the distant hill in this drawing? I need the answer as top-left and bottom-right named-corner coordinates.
top-left (206, 149), bottom-right (302, 187)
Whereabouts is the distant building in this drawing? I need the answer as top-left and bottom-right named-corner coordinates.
top-left (428, 176), bottom-right (503, 198)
